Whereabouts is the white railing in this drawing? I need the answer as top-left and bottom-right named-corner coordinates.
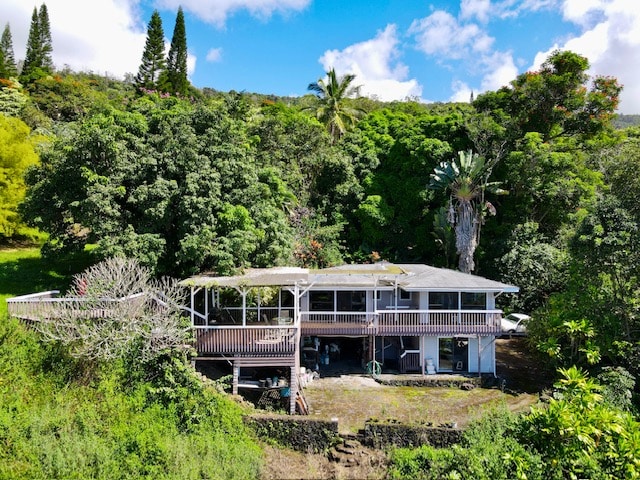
top-left (376, 309), bottom-right (502, 333)
top-left (300, 311), bottom-right (375, 324)
top-left (7, 291), bottom-right (148, 321)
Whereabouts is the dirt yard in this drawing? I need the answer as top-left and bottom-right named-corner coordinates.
top-left (258, 337), bottom-right (553, 479)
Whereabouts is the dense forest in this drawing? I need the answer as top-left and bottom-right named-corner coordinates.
top-left (1, 4), bottom-right (640, 478)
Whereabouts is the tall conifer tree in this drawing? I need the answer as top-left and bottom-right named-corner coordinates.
top-left (160, 7), bottom-right (189, 95)
top-left (21, 7), bottom-right (41, 80)
top-left (0, 24), bottom-right (18, 79)
top-left (21, 3), bottom-right (53, 82)
top-left (37, 3), bottom-right (53, 71)
top-left (135, 10), bottom-right (166, 91)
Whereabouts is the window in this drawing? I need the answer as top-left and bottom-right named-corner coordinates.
top-left (399, 290), bottom-right (412, 300)
top-left (461, 292), bottom-right (486, 310)
top-left (309, 291), bottom-right (334, 311)
top-left (337, 291), bottom-right (366, 311)
top-left (429, 292), bottom-right (459, 310)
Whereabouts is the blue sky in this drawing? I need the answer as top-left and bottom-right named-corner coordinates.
top-left (1, 1), bottom-right (639, 112)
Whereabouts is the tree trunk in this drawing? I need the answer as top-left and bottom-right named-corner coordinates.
top-left (455, 201), bottom-right (479, 273)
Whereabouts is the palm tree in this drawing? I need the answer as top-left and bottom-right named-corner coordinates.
top-left (306, 68), bottom-right (364, 143)
top-left (428, 150), bottom-right (506, 273)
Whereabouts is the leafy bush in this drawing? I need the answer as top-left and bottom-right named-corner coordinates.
top-left (0, 317), bottom-right (263, 479)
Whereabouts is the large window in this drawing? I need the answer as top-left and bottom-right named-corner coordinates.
top-left (461, 292), bottom-right (486, 310)
top-left (309, 291), bottom-right (334, 311)
top-left (429, 292), bottom-right (459, 310)
top-left (337, 291), bottom-right (365, 311)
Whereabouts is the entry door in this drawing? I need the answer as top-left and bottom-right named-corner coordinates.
top-left (438, 337), bottom-right (469, 372)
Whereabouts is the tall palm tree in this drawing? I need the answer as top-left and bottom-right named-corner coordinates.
top-left (429, 150), bottom-right (506, 273)
top-left (306, 68), bottom-right (364, 143)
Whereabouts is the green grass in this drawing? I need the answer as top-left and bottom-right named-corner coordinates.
top-left (0, 246), bottom-right (97, 316)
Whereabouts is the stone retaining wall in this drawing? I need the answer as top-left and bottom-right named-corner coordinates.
top-left (245, 415), bottom-right (340, 453)
top-left (362, 420), bottom-right (463, 449)
top-left (245, 415), bottom-right (464, 453)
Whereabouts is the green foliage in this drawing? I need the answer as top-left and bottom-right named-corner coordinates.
top-left (20, 4), bottom-right (53, 84)
top-left (306, 68), bottom-right (365, 143)
top-left (159, 7), bottom-right (189, 95)
top-left (388, 407), bottom-right (544, 480)
top-left (21, 97), bottom-right (295, 276)
top-left (0, 23), bottom-right (18, 79)
top-left (497, 222), bottom-right (569, 313)
top-left (429, 149), bottom-right (506, 273)
top-left (135, 10), bottom-right (166, 91)
top-left (0, 317), bottom-right (263, 480)
top-left (474, 50), bottom-right (621, 143)
top-left (0, 116), bottom-right (44, 241)
top-left (521, 367), bottom-right (640, 479)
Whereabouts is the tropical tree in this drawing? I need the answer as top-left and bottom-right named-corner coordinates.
top-left (429, 149), bottom-right (506, 273)
top-left (159, 7), bottom-right (189, 95)
top-left (0, 115), bottom-right (42, 241)
top-left (306, 68), bottom-right (364, 143)
top-left (0, 23), bottom-right (18, 79)
top-left (20, 4), bottom-right (53, 83)
top-left (135, 10), bottom-right (166, 91)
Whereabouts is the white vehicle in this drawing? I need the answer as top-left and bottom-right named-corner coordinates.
top-left (500, 313), bottom-right (531, 335)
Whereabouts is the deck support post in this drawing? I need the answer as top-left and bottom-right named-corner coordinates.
top-left (289, 365), bottom-right (297, 415)
top-left (232, 364), bottom-right (239, 395)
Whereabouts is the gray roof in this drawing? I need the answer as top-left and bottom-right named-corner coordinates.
top-left (181, 263), bottom-right (518, 293)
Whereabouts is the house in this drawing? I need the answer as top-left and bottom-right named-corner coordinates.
top-left (181, 262), bottom-right (518, 414)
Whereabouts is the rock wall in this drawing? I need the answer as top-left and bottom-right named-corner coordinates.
top-left (362, 420), bottom-right (463, 449)
top-left (245, 415), bottom-right (464, 453)
top-left (245, 415), bottom-right (340, 453)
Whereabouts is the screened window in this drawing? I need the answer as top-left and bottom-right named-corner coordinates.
top-left (428, 292), bottom-right (459, 310)
top-left (461, 292), bottom-right (486, 310)
top-left (309, 291), bottom-right (334, 311)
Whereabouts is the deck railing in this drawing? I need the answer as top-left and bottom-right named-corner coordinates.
top-left (195, 325), bottom-right (297, 355)
top-left (376, 309), bottom-right (502, 334)
top-left (7, 291), bottom-right (149, 322)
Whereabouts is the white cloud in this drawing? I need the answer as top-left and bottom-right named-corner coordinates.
top-left (409, 11), bottom-right (494, 58)
top-left (318, 24), bottom-right (423, 101)
top-left (529, 0), bottom-right (640, 113)
top-left (460, 0), bottom-right (492, 23)
top-left (0, 0), bottom-right (146, 79)
top-left (450, 80), bottom-right (474, 103)
top-left (409, 9), bottom-right (517, 102)
top-left (156, 0), bottom-right (311, 28)
top-left (480, 50), bottom-right (519, 91)
top-left (206, 47), bottom-right (223, 62)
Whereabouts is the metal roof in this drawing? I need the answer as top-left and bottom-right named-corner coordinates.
top-left (181, 263), bottom-right (518, 293)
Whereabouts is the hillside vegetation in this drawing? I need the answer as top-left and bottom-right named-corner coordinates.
top-left (1, 22), bottom-right (640, 477)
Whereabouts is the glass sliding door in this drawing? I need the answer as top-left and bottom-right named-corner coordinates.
top-left (439, 338), bottom-right (454, 371)
top-left (438, 337), bottom-right (469, 372)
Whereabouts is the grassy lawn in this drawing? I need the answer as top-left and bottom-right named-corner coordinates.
top-left (0, 246), bottom-right (96, 316)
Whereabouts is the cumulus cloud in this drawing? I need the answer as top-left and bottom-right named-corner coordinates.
top-left (530, 0), bottom-right (640, 113)
top-left (409, 8), bottom-right (517, 102)
top-left (0, 0), bottom-right (147, 79)
top-left (318, 24), bottom-right (423, 101)
top-left (409, 11), bottom-right (494, 58)
top-left (156, 0), bottom-right (311, 28)
top-left (460, 0), bottom-right (492, 23)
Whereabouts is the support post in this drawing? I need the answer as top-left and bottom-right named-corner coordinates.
top-left (232, 364), bottom-right (239, 395)
top-left (290, 365), bottom-right (297, 415)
